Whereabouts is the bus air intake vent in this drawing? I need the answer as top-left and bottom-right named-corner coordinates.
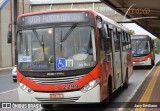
top-left (35, 96), bottom-right (80, 103)
top-left (27, 75), bottom-right (84, 84)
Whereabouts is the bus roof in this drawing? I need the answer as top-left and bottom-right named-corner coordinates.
top-left (96, 12), bottom-right (129, 32)
top-left (30, 0), bottom-right (100, 5)
top-left (131, 35), bottom-right (151, 40)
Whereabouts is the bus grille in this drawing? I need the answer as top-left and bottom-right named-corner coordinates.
top-left (27, 75), bottom-right (84, 84)
top-left (35, 97), bottom-right (80, 103)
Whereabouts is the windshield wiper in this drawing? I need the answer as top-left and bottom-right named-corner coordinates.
top-left (32, 29), bottom-right (41, 45)
top-left (32, 29), bottom-right (46, 57)
top-left (61, 23), bottom-right (78, 42)
top-left (41, 35), bottom-right (45, 57)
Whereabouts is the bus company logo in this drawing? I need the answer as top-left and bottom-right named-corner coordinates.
top-left (47, 72), bottom-right (64, 76)
top-left (2, 103), bottom-right (12, 108)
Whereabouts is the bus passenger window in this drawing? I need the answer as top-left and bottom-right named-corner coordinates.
top-left (122, 32), bottom-right (126, 51)
top-left (105, 38), bottom-right (111, 52)
top-left (125, 33), bottom-right (129, 51)
top-left (128, 34), bottom-right (132, 51)
top-left (114, 30), bottom-right (120, 51)
top-left (103, 24), bottom-right (109, 38)
top-left (100, 38), bottom-right (105, 51)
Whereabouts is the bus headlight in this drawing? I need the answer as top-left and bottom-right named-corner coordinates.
top-left (19, 83), bottom-right (34, 94)
top-left (81, 78), bottom-right (100, 93)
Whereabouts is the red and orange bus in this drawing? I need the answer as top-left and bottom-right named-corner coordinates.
top-left (131, 35), bottom-right (155, 67)
top-left (12, 9), bottom-right (133, 104)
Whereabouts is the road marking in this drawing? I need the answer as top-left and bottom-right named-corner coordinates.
top-left (0, 88), bottom-right (17, 95)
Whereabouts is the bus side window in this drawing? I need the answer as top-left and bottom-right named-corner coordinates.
top-left (117, 31), bottom-right (121, 49)
top-left (128, 34), bottom-right (132, 51)
top-left (103, 23), bottom-right (109, 38)
top-left (114, 28), bottom-right (120, 51)
top-left (122, 32), bottom-right (126, 51)
top-left (105, 29), bottom-right (112, 52)
top-left (100, 38), bottom-right (105, 51)
top-left (100, 36), bottom-right (111, 52)
top-left (124, 32), bottom-right (128, 51)
top-left (125, 32), bottom-right (129, 51)
top-left (104, 38), bottom-right (111, 52)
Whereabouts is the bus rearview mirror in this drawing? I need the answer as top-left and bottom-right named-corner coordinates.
top-left (96, 16), bottom-right (102, 29)
top-left (99, 27), bottom-right (107, 38)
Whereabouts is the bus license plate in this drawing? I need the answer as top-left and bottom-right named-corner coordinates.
top-left (50, 94), bottom-right (64, 98)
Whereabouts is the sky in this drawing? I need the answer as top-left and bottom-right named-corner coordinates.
top-left (122, 23), bottom-right (157, 39)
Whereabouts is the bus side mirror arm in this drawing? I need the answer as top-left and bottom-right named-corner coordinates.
top-left (7, 31), bottom-right (12, 43)
top-left (96, 16), bottom-right (107, 38)
top-left (7, 24), bottom-right (12, 43)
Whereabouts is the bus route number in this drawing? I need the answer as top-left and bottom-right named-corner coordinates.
top-left (63, 84), bottom-right (79, 90)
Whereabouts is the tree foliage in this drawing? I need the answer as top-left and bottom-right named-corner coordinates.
top-left (154, 38), bottom-right (160, 54)
top-left (128, 29), bottom-right (135, 35)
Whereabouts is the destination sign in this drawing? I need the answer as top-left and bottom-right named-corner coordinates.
top-left (20, 12), bottom-right (88, 26)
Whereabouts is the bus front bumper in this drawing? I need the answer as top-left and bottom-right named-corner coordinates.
top-left (18, 84), bottom-right (100, 103)
top-left (133, 58), bottom-right (151, 66)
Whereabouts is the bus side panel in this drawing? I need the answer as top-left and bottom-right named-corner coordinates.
top-left (100, 52), bottom-right (112, 101)
top-left (111, 29), bottom-right (122, 89)
top-left (126, 34), bottom-right (133, 79)
top-left (98, 26), bottom-right (113, 101)
top-left (127, 51), bottom-right (133, 78)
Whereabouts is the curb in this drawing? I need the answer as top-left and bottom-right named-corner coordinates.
top-left (0, 67), bottom-right (14, 71)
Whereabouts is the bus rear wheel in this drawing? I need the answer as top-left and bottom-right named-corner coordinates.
top-left (151, 59), bottom-right (155, 67)
top-left (123, 73), bottom-right (128, 89)
top-left (107, 79), bottom-right (112, 102)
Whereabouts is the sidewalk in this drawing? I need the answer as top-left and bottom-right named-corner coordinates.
top-left (0, 67), bottom-right (14, 71)
top-left (124, 62), bottom-right (160, 111)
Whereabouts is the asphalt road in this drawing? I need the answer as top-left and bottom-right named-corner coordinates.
top-left (0, 54), bottom-right (159, 111)
top-left (0, 70), bottom-right (17, 93)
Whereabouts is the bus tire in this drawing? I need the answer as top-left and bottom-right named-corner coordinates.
top-left (123, 72), bottom-right (128, 89)
top-left (13, 79), bottom-right (17, 82)
top-left (107, 77), bottom-right (112, 102)
top-left (151, 59), bottom-right (155, 67)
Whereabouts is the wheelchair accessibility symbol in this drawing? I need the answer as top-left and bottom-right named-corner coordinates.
top-left (56, 58), bottom-right (66, 69)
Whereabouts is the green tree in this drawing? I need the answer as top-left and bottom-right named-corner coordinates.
top-left (128, 29), bottom-right (135, 35)
top-left (154, 38), bottom-right (160, 54)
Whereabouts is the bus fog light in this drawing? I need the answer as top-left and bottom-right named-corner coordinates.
top-left (19, 83), bottom-right (34, 94)
top-left (81, 78), bottom-right (100, 93)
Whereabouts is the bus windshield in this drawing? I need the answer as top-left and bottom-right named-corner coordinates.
top-left (132, 39), bottom-right (150, 56)
top-left (17, 26), bottom-right (97, 71)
